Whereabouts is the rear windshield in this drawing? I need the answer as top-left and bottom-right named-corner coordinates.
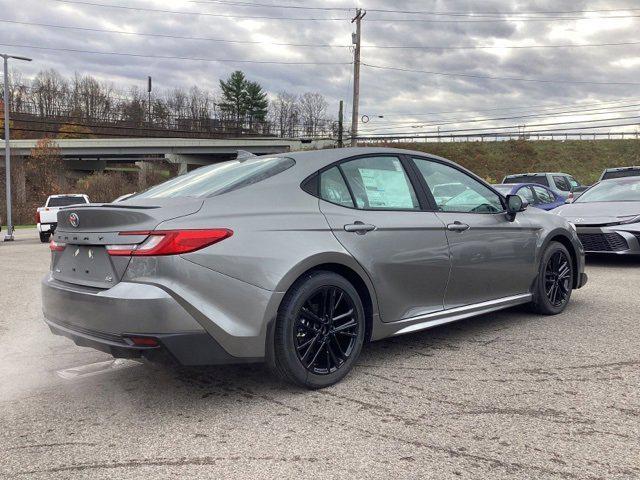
top-left (503, 175), bottom-right (549, 186)
top-left (577, 178), bottom-right (640, 202)
top-left (134, 156), bottom-right (295, 199)
top-left (47, 196), bottom-right (87, 207)
top-left (601, 168), bottom-right (640, 180)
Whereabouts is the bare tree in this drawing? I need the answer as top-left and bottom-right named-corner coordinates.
top-left (270, 91), bottom-right (299, 137)
top-left (299, 92), bottom-right (328, 137)
top-left (32, 69), bottom-right (68, 117)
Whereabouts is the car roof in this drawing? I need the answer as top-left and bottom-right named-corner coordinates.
top-left (504, 172), bottom-right (569, 177)
top-left (602, 166), bottom-right (640, 171)
top-left (49, 193), bottom-right (86, 197)
top-left (282, 147), bottom-right (468, 178)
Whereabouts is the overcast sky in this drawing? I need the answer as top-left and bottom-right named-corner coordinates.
top-left (1, 0), bottom-right (640, 136)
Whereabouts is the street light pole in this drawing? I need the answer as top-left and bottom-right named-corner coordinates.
top-left (1, 53), bottom-right (32, 241)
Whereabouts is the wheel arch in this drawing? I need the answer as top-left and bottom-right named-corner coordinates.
top-left (542, 231), bottom-right (580, 289)
top-left (273, 253), bottom-right (379, 342)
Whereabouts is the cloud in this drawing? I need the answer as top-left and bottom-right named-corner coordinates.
top-left (1, 0), bottom-right (639, 135)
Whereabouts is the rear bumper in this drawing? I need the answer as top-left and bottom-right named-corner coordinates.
top-left (44, 317), bottom-right (254, 365)
top-left (41, 272), bottom-right (273, 365)
top-left (38, 222), bottom-right (57, 233)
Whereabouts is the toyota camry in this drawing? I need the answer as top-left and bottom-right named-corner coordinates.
top-left (42, 148), bottom-right (587, 388)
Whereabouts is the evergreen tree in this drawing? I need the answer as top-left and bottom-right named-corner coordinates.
top-left (245, 81), bottom-right (268, 128)
top-left (219, 70), bottom-right (248, 126)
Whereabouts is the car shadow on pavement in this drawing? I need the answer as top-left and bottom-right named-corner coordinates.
top-left (585, 254), bottom-right (640, 268)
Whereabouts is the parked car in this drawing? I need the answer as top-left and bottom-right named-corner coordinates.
top-left (42, 148), bottom-right (586, 389)
top-left (492, 183), bottom-right (565, 211)
top-left (502, 172), bottom-right (587, 200)
top-left (555, 177), bottom-right (640, 255)
top-left (36, 194), bottom-right (90, 243)
top-left (599, 166), bottom-right (640, 181)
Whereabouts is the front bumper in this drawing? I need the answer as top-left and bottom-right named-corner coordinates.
top-left (42, 273), bottom-right (273, 365)
top-left (576, 226), bottom-right (640, 255)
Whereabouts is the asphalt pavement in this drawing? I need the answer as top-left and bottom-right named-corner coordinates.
top-left (1, 228), bottom-right (638, 479)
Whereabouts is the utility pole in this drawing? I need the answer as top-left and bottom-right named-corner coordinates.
top-left (2, 53), bottom-right (32, 241)
top-left (147, 76), bottom-right (152, 125)
top-left (338, 100), bottom-right (344, 148)
top-left (350, 8), bottom-right (365, 147)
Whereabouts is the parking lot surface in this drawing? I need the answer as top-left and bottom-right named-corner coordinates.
top-left (1, 228), bottom-right (638, 479)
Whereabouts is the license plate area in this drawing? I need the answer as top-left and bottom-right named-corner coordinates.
top-left (52, 245), bottom-right (117, 288)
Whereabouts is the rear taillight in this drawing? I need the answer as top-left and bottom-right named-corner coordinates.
top-left (106, 229), bottom-right (233, 256)
top-left (35, 211), bottom-right (41, 223)
top-left (50, 239), bottom-right (66, 252)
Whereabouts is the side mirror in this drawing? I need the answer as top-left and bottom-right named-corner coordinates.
top-left (506, 194), bottom-right (527, 221)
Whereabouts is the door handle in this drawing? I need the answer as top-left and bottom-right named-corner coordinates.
top-left (344, 222), bottom-right (376, 234)
top-left (447, 221), bottom-right (470, 232)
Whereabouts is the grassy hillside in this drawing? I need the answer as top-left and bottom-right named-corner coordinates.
top-left (372, 139), bottom-right (640, 185)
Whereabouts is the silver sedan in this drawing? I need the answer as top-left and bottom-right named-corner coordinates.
top-left (42, 147), bottom-right (586, 389)
top-left (555, 177), bottom-right (640, 255)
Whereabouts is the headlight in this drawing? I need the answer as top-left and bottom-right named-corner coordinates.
top-left (618, 215), bottom-right (640, 225)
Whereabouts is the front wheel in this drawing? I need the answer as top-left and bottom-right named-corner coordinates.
top-left (531, 242), bottom-right (574, 315)
top-left (39, 232), bottom-right (50, 243)
top-left (270, 271), bottom-right (366, 389)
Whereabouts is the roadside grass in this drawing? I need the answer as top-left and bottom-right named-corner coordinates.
top-left (1, 225), bottom-right (35, 230)
top-left (372, 139), bottom-right (640, 185)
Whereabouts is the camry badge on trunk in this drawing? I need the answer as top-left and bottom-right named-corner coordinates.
top-left (69, 213), bottom-right (80, 227)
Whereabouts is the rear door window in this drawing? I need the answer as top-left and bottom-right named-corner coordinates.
top-left (339, 156), bottom-right (420, 210)
top-left (553, 176), bottom-right (571, 191)
top-left (319, 167), bottom-right (354, 208)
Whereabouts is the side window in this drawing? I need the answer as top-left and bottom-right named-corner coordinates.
top-left (412, 158), bottom-right (504, 213)
top-left (517, 186), bottom-right (536, 204)
top-left (339, 156), bottom-right (420, 210)
top-left (532, 186), bottom-right (555, 203)
top-left (319, 167), bottom-right (354, 207)
top-left (553, 176), bottom-right (571, 192)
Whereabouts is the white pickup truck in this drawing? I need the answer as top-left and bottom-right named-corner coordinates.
top-left (36, 194), bottom-right (90, 242)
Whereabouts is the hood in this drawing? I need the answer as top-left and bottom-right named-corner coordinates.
top-left (554, 201), bottom-right (640, 226)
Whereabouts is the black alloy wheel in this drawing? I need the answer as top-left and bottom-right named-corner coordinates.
top-left (294, 286), bottom-right (359, 375)
top-left (270, 271), bottom-right (365, 389)
top-left (544, 250), bottom-right (572, 308)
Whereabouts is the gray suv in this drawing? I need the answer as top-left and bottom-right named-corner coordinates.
top-left (42, 148), bottom-right (587, 389)
top-left (502, 172), bottom-right (587, 197)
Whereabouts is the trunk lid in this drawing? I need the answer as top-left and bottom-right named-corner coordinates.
top-left (51, 198), bottom-right (203, 288)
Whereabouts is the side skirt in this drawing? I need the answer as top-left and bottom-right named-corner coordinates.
top-left (371, 293), bottom-right (532, 341)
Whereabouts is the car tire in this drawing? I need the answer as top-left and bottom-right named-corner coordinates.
top-left (530, 241), bottom-right (574, 315)
top-left (39, 232), bottom-right (50, 243)
top-left (269, 271), bottom-right (366, 389)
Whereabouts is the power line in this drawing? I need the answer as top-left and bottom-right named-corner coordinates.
top-left (4, 18), bottom-right (639, 51)
top-left (370, 98), bottom-right (640, 118)
top-left (0, 19), bottom-right (351, 48)
top-left (362, 63), bottom-right (640, 86)
top-left (51, 0), bottom-right (349, 21)
top-left (360, 104), bottom-right (640, 132)
top-left (0, 43), bottom-right (352, 66)
top-left (187, 0), bottom-right (640, 17)
top-left (360, 114), bottom-right (640, 137)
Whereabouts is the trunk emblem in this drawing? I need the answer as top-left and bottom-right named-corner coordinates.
top-left (69, 213), bottom-right (80, 227)
top-left (88, 249), bottom-right (93, 259)
top-left (74, 248), bottom-right (79, 257)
